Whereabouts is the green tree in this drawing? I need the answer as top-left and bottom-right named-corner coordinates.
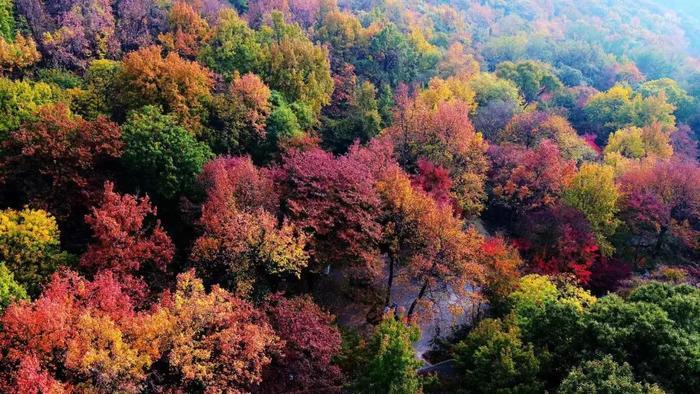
top-left (209, 72), bottom-right (272, 154)
top-left (586, 286), bottom-right (700, 392)
top-left (322, 80), bottom-right (381, 153)
top-left (584, 85), bottom-right (676, 143)
top-left (627, 282), bottom-right (700, 333)
top-left (482, 34), bottom-right (528, 70)
top-left (468, 72), bottom-right (523, 111)
top-left (258, 12), bottom-right (333, 114)
top-left (122, 106), bottom-right (213, 200)
top-left (0, 0), bottom-right (13, 40)
top-left (559, 356), bottom-right (664, 394)
top-left (357, 23), bottom-right (428, 88)
top-left (509, 275), bottom-right (596, 325)
top-left (198, 9), bottom-right (263, 80)
top-left (266, 105), bottom-right (302, 142)
top-left (36, 68), bottom-right (81, 89)
top-left (511, 276), bottom-right (595, 388)
top-left (454, 317), bottom-right (543, 394)
top-left (604, 125), bottom-right (672, 161)
top-left (584, 85), bottom-right (637, 142)
top-left (638, 78), bottom-right (695, 122)
top-left (0, 78), bottom-right (61, 137)
top-left (354, 318), bottom-right (423, 394)
top-left (0, 262), bottom-right (26, 311)
top-left (496, 60), bottom-right (563, 102)
top-left (69, 59), bottom-right (122, 119)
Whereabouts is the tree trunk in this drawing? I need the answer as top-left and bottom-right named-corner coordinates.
top-left (385, 254), bottom-right (394, 307)
top-left (407, 277), bottom-right (429, 319)
top-left (652, 226), bottom-right (668, 260)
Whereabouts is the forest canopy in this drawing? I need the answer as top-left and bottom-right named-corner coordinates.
top-left (0, 0), bottom-right (699, 392)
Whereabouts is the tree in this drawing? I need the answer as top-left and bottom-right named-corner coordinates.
top-left (584, 85), bottom-right (637, 142)
top-left (438, 42), bottom-right (479, 78)
top-left (616, 160), bottom-right (700, 267)
top-left (516, 205), bottom-right (600, 283)
top-left (553, 41), bottom-right (616, 90)
top-left (70, 59), bottom-right (122, 119)
top-left (17, 0), bottom-right (120, 69)
top-left (412, 158), bottom-right (454, 207)
top-left (559, 356), bottom-right (664, 394)
top-left (315, 9), bottom-right (363, 70)
top-left (481, 34), bottom-right (527, 70)
top-left (0, 263), bottom-right (27, 312)
top-left (0, 77), bottom-right (61, 136)
top-left (321, 79), bottom-right (382, 154)
top-left (473, 99), bottom-right (521, 141)
top-left (496, 112), bottom-right (593, 163)
top-left (480, 237), bottom-right (522, 311)
top-left (121, 105), bottom-right (213, 200)
top-left (63, 312), bottom-right (152, 392)
top-left (0, 103), bottom-right (122, 220)
top-left (509, 274), bottom-right (596, 336)
top-left (265, 104), bottom-right (303, 152)
top-left (415, 76), bottom-right (476, 111)
top-left (496, 60), bottom-right (562, 102)
top-left (489, 140), bottom-right (576, 213)
top-left (260, 294), bottom-right (343, 393)
top-left (375, 166), bottom-right (484, 319)
top-left (198, 9), bottom-right (263, 79)
top-left (258, 12), bottom-right (333, 114)
top-left (0, 270), bottom-right (156, 392)
top-left (468, 72), bottom-right (523, 110)
top-left (158, 1), bottom-right (210, 58)
top-left (0, 208), bottom-right (68, 295)
top-left (604, 124), bottom-right (673, 162)
top-left (357, 23), bottom-right (423, 88)
top-left (585, 285), bottom-right (700, 392)
top-left (276, 148), bottom-right (382, 277)
top-left (0, 0), bottom-right (13, 40)
top-left (670, 125), bottom-right (698, 162)
top-left (11, 353), bottom-right (66, 393)
top-left (507, 275), bottom-right (597, 388)
top-left (384, 89), bottom-right (489, 216)
top-left (354, 318), bottom-right (423, 394)
top-left (584, 85), bottom-right (676, 143)
top-left (192, 157), bottom-right (308, 295)
top-left (454, 317), bottom-right (543, 394)
top-left (157, 270), bottom-right (281, 392)
top-left (376, 165), bottom-right (455, 305)
top-left (497, 110), bottom-right (552, 148)
top-left (627, 281), bottom-right (700, 334)
top-left (115, 0), bottom-right (168, 51)
top-left (210, 72), bottom-right (272, 154)
top-left (116, 45), bottom-right (213, 133)
top-left (639, 78), bottom-right (695, 122)
top-left (0, 34), bottom-right (41, 75)
top-left (563, 164), bottom-right (620, 255)
top-left (81, 182), bottom-right (174, 276)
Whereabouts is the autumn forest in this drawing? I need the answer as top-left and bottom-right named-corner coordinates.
top-left (0, 0), bottom-right (699, 392)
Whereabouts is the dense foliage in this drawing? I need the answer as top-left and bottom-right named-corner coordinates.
top-left (0, 0), bottom-right (699, 392)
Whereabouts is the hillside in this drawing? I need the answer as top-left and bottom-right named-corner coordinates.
top-left (0, 0), bottom-right (698, 392)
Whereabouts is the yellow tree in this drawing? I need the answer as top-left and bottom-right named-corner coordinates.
top-left (563, 164), bottom-right (621, 255)
top-left (376, 167), bottom-right (484, 319)
top-left (0, 208), bottom-right (68, 294)
top-left (160, 270), bottom-right (281, 391)
top-left (117, 45), bottom-right (213, 134)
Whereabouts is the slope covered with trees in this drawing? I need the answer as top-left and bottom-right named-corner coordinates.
top-left (0, 0), bottom-right (699, 392)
